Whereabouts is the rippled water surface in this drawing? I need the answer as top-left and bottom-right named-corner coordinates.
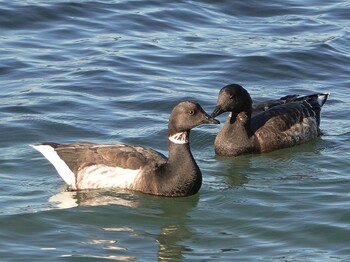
top-left (1, 0), bottom-right (350, 261)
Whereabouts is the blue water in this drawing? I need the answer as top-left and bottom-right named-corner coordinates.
top-left (1, 0), bottom-right (350, 261)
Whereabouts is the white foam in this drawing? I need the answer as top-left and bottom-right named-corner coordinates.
top-left (31, 145), bottom-right (76, 189)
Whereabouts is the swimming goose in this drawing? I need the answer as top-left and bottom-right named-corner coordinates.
top-left (211, 84), bottom-right (329, 156)
top-left (32, 101), bottom-right (219, 196)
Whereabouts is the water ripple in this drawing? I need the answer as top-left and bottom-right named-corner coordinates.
top-left (1, 0), bottom-right (350, 261)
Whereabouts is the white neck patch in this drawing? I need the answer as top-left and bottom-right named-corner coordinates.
top-left (168, 132), bottom-right (189, 144)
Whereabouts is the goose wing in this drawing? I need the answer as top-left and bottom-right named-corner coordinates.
top-left (32, 142), bottom-right (167, 190)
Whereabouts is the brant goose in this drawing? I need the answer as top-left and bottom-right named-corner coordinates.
top-left (32, 101), bottom-right (219, 196)
top-left (211, 84), bottom-right (329, 156)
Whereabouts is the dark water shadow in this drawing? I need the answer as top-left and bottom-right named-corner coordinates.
top-left (212, 155), bottom-right (251, 188)
top-left (154, 194), bottom-right (199, 261)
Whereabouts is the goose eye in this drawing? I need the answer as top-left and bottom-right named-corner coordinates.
top-left (188, 109), bottom-right (195, 115)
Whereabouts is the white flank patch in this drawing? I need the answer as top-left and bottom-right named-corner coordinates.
top-left (168, 132), bottom-right (189, 144)
top-left (77, 165), bottom-right (142, 190)
top-left (31, 145), bottom-right (76, 189)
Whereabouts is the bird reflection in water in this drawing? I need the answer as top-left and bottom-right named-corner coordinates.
top-left (48, 188), bottom-right (199, 261)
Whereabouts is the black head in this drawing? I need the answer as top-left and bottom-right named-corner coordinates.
top-left (211, 84), bottom-right (253, 118)
top-left (168, 101), bottom-right (219, 134)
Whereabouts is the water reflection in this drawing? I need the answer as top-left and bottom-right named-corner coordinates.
top-left (155, 195), bottom-right (199, 261)
top-left (212, 138), bottom-right (325, 186)
top-left (212, 156), bottom-right (251, 188)
top-left (48, 189), bottom-right (199, 261)
top-left (49, 188), bottom-right (141, 209)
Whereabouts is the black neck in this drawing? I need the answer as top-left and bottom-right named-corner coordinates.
top-left (155, 137), bottom-right (201, 196)
top-left (229, 111), bottom-right (252, 136)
